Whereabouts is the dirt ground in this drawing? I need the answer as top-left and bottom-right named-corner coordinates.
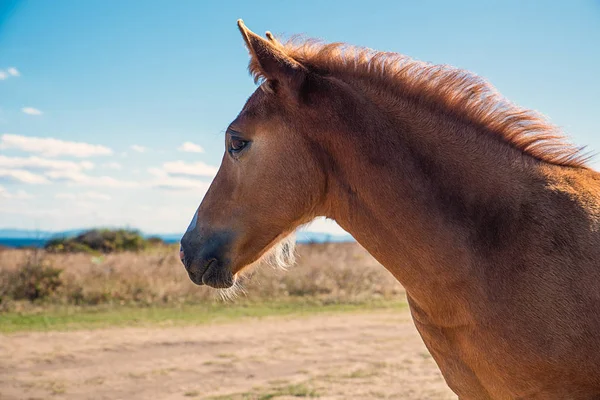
top-left (0, 309), bottom-right (456, 400)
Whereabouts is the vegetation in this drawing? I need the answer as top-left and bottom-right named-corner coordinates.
top-left (0, 301), bottom-right (406, 333)
top-left (44, 229), bottom-right (164, 254)
top-left (207, 382), bottom-right (321, 399)
top-left (0, 240), bottom-right (406, 332)
top-left (1, 257), bottom-right (63, 302)
top-left (0, 242), bottom-right (402, 306)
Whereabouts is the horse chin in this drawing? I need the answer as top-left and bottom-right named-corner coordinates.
top-left (200, 260), bottom-right (235, 289)
top-left (192, 234), bottom-right (296, 290)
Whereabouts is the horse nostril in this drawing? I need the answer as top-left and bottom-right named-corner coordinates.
top-left (179, 245), bottom-right (185, 262)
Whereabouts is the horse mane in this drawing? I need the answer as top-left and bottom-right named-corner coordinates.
top-left (248, 37), bottom-right (589, 168)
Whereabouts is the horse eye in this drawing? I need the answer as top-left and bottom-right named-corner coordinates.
top-left (229, 138), bottom-right (249, 154)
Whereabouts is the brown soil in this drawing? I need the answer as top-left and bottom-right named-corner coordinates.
top-left (0, 310), bottom-right (456, 400)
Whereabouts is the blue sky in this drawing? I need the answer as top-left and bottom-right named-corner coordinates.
top-left (0, 0), bottom-right (599, 234)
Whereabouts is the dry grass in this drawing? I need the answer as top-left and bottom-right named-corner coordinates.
top-left (0, 242), bottom-right (404, 311)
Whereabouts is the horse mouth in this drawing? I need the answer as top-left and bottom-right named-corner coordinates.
top-left (186, 259), bottom-right (213, 286)
top-left (187, 259), bottom-right (234, 289)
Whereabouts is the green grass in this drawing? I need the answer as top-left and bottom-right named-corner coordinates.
top-left (0, 300), bottom-right (406, 333)
top-left (259, 383), bottom-right (320, 399)
top-left (208, 382), bottom-right (320, 399)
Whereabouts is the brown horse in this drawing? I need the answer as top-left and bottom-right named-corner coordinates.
top-left (180, 20), bottom-right (600, 399)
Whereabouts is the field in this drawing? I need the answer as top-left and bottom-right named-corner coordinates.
top-left (0, 243), bottom-right (456, 399)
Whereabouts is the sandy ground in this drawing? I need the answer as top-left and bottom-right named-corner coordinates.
top-left (0, 309), bottom-right (456, 400)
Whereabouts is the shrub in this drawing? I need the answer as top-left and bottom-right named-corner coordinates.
top-left (45, 229), bottom-right (159, 254)
top-left (4, 258), bottom-right (63, 301)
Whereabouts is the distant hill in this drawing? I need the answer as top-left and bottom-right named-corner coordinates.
top-left (0, 228), bottom-right (354, 248)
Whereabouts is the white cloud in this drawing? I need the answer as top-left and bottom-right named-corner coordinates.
top-left (0, 134), bottom-right (113, 157)
top-left (0, 67), bottom-right (19, 80)
top-left (44, 169), bottom-right (138, 188)
top-left (131, 145), bottom-right (146, 153)
top-left (44, 170), bottom-right (89, 183)
top-left (0, 184), bottom-right (32, 199)
top-left (102, 161), bottom-right (122, 169)
top-left (85, 191), bottom-right (111, 200)
top-left (161, 160), bottom-right (218, 178)
top-left (0, 156), bottom-right (131, 189)
top-left (148, 167), bottom-right (212, 191)
top-left (87, 176), bottom-right (137, 188)
top-left (152, 177), bottom-right (211, 191)
top-left (147, 167), bottom-right (165, 177)
top-left (301, 217), bottom-right (349, 236)
top-left (0, 155), bottom-right (94, 172)
top-left (0, 168), bottom-right (49, 184)
top-left (55, 191), bottom-right (111, 201)
top-left (0, 205), bottom-right (62, 218)
top-left (147, 161), bottom-right (217, 192)
top-left (178, 141), bottom-right (205, 153)
top-left (0, 156), bottom-right (132, 188)
top-left (22, 107), bottom-right (43, 116)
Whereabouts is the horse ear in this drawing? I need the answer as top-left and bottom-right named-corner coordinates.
top-left (237, 19), bottom-right (306, 92)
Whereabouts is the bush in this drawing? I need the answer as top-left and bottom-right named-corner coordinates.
top-left (3, 258), bottom-right (63, 301)
top-left (45, 229), bottom-right (163, 254)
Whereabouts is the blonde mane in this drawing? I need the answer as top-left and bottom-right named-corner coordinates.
top-left (250, 37), bottom-right (589, 168)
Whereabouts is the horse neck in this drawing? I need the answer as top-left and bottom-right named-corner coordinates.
top-left (324, 90), bottom-right (537, 323)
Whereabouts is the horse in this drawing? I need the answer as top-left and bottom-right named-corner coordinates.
top-left (180, 20), bottom-right (600, 399)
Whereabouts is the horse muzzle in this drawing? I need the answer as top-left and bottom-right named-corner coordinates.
top-left (179, 231), bottom-right (235, 289)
